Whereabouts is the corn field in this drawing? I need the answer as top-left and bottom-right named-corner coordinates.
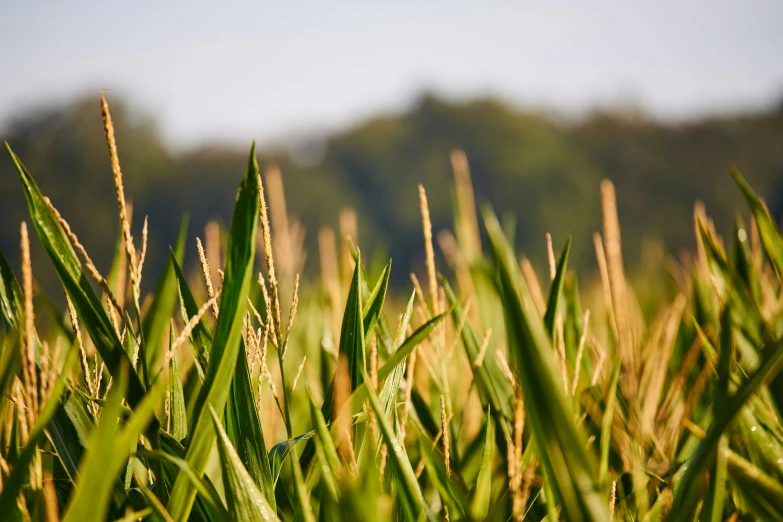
top-left (1, 94), bottom-right (783, 521)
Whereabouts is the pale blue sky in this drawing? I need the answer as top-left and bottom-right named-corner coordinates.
top-left (2, 1), bottom-right (782, 147)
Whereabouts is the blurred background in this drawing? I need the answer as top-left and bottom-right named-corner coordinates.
top-left (2, 1), bottom-right (783, 293)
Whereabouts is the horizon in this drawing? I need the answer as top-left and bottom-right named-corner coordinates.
top-left (4, 88), bottom-right (783, 156)
top-left (2, 1), bottom-right (783, 148)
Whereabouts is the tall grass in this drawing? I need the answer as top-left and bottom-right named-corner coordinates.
top-left (1, 94), bottom-right (783, 521)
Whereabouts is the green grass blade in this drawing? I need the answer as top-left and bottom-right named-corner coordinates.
top-left (443, 278), bottom-right (514, 424)
top-left (140, 448), bottom-right (229, 520)
top-left (168, 326), bottom-right (188, 441)
top-left (0, 345), bottom-right (77, 513)
top-left (363, 378), bottom-right (430, 521)
top-left (483, 208), bottom-right (607, 522)
top-left (6, 144), bottom-right (148, 409)
top-left (62, 364), bottom-right (167, 522)
top-left (410, 417), bottom-right (469, 519)
top-left (727, 449), bottom-right (783, 517)
top-left (326, 311), bottom-right (450, 442)
top-left (209, 406), bottom-right (280, 521)
top-left (167, 144), bottom-right (260, 520)
top-left (470, 407), bottom-right (495, 520)
top-left (143, 216), bottom-right (189, 375)
top-left (376, 311), bottom-right (448, 384)
top-left (705, 435), bottom-right (728, 522)
top-left (543, 236), bottom-right (572, 338)
top-left (599, 362), bottom-right (621, 486)
top-left (269, 431), bottom-right (315, 484)
top-left (224, 339), bottom-right (275, 508)
top-left (731, 167), bottom-right (783, 278)
top-left (289, 443), bottom-right (316, 522)
top-left (171, 250), bottom-right (213, 377)
top-left (45, 397), bottom-right (85, 484)
top-left (379, 290), bottom-right (415, 421)
top-left (308, 388), bottom-right (341, 475)
top-left (669, 334), bottom-right (783, 517)
top-left (362, 259), bottom-right (391, 342)
top-left (339, 253), bottom-right (365, 391)
top-left (0, 252), bottom-right (22, 424)
top-left (0, 250), bottom-right (23, 331)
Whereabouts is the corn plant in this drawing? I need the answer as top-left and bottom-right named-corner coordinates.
top-left (1, 94), bottom-right (783, 521)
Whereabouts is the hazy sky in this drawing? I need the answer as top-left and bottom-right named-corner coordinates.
top-left (2, 1), bottom-right (782, 147)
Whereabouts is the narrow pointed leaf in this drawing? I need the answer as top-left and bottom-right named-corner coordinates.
top-left (362, 260), bottom-right (391, 342)
top-left (543, 237), bottom-right (572, 338)
top-left (168, 328), bottom-right (188, 441)
top-left (167, 144), bottom-right (260, 520)
top-left (62, 365), bottom-right (167, 522)
top-left (470, 407), bottom-right (495, 520)
top-left (339, 254), bottom-right (365, 391)
top-left (171, 250), bottom-right (212, 376)
top-left (670, 335), bottom-right (783, 517)
top-left (443, 278), bottom-right (514, 425)
top-left (270, 431), bottom-right (315, 484)
top-left (209, 407), bottom-right (279, 521)
top-left (8, 144), bottom-right (149, 409)
top-left (224, 339), bottom-right (275, 508)
top-left (362, 368), bottom-right (430, 520)
top-left (484, 208), bottom-right (607, 522)
top-left (0, 346), bottom-right (77, 513)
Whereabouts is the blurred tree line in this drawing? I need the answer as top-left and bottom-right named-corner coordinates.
top-left (2, 93), bottom-right (782, 295)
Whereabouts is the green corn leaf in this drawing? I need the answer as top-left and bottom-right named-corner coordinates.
top-left (483, 207), bottom-right (607, 522)
top-left (303, 301), bottom-right (445, 472)
top-left (167, 144), bottom-right (260, 520)
top-left (224, 339), bottom-right (275, 508)
top-left (411, 417), bottom-right (469, 520)
top-left (46, 396), bottom-right (85, 484)
top-left (289, 441), bottom-right (316, 522)
top-left (327, 311), bottom-right (449, 441)
top-left (376, 311), bottom-right (448, 385)
top-left (62, 363), bottom-right (167, 522)
top-left (339, 445), bottom-right (382, 521)
top-left (140, 448), bottom-right (229, 520)
top-left (732, 216), bottom-right (760, 302)
top-left (141, 491), bottom-right (176, 522)
top-left (143, 216), bottom-right (188, 375)
top-left (443, 278), bottom-right (514, 426)
top-left (0, 331), bottom-right (20, 428)
top-left (731, 167), bottom-right (783, 278)
top-left (308, 388), bottom-right (341, 476)
top-left (0, 344), bottom-right (77, 513)
top-left (168, 325), bottom-right (188, 441)
top-left (543, 236), bottom-right (572, 338)
top-left (599, 361), bottom-right (621, 486)
top-left (6, 144), bottom-right (149, 410)
top-left (705, 435), bottom-right (728, 522)
top-left (379, 290), bottom-right (415, 422)
top-left (156, 432), bottom-right (228, 521)
top-left (269, 431), bottom-right (315, 485)
top-left (361, 367), bottom-right (431, 521)
top-left (469, 407), bottom-right (495, 520)
top-left (0, 250), bottom-right (23, 331)
top-left (697, 220), bottom-right (764, 342)
top-left (209, 406), bottom-right (280, 521)
top-left (669, 334), bottom-right (783, 517)
top-left (349, 242), bottom-right (394, 356)
top-left (726, 449), bottom-right (783, 518)
top-left (339, 253), bottom-right (365, 391)
top-left (362, 259), bottom-right (391, 342)
top-left (170, 250), bottom-right (212, 377)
